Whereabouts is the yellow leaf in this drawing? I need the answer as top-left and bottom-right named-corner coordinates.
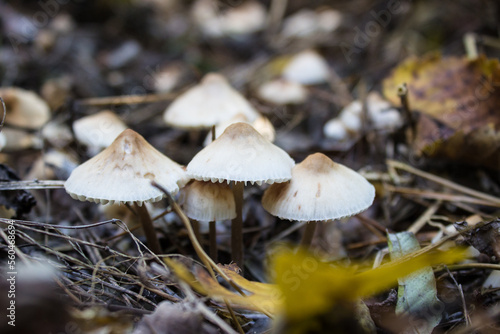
top-left (272, 247), bottom-right (467, 322)
top-left (165, 258), bottom-right (280, 315)
top-left (166, 246), bottom-right (466, 327)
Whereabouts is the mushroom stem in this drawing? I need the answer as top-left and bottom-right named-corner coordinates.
top-left (192, 220), bottom-right (202, 244)
top-left (300, 221), bottom-right (317, 249)
top-left (209, 221), bottom-right (217, 262)
top-left (231, 181), bottom-right (244, 269)
top-left (134, 203), bottom-right (162, 254)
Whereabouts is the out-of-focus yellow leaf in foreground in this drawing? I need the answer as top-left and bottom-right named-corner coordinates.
top-left (166, 246), bottom-right (466, 331)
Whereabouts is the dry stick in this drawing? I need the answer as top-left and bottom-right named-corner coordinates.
top-left (232, 181), bottom-right (244, 269)
top-left (407, 201), bottom-right (441, 235)
top-left (77, 92), bottom-right (176, 106)
top-left (445, 266), bottom-right (470, 326)
top-left (386, 186), bottom-right (499, 206)
top-left (299, 221), bottom-right (316, 249)
top-left (397, 83), bottom-right (415, 141)
top-left (210, 221), bottom-right (218, 262)
top-left (0, 97), bottom-right (6, 132)
top-left (266, 0), bottom-right (288, 34)
top-left (268, 221), bottom-right (304, 244)
top-left (134, 203), bottom-right (162, 254)
top-left (387, 160), bottom-right (500, 206)
top-left (0, 180), bottom-right (66, 190)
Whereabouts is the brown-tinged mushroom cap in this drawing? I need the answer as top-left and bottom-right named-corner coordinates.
top-left (187, 122), bottom-right (294, 185)
top-left (262, 153), bottom-right (375, 221)
top-left (65, 129), bottom-right (189, 205)
top-left (73, 110), bottom-right (128, 153)
top-left (179, 181), bottom-right (236, 221)
top-left (163, 73), bottom-right (259, 129)
top-left (0, 87), bottom-right (50, 129)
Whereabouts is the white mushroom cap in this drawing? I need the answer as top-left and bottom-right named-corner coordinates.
top-left (65, 129), bottom-right (189, 206)
top-left (219, 1), bottom-right (266, 36)
top-left (340, 109), bottom-right (362, 131)
top-left (252, 114), bottom-right (275, 143)
top-left (0, 87), bottom-right (50, 129)
top-left (282, 50), bottom-right (330, 85)
top-left (281, 8), bottom-right (341, 39)
top-left (3, 127), bottom-right (42, 151)
top-left (256, 79), bottom-right (308, 105)
top-left (323, 118), bottom-right (348, 140)
top-left (179, 181), bottom-right (236, 221)
top-left (42, 120), bottom-right (73, 148)
top-left (0, 132), bottom-right (6, 151)
top-left (163, 73), bottom-right (259, 129)
top-left (73, 110), bottom-right (128, 154)
top-left (187, 122), bottom-right (294, 185)
top-left (262, 153), bottom-right (375, 221)
top-left (203, 113), bottom-right (275, 145)
top-left (191, 0), bottom-right (266, 38)
top-left (203, 113), bottom-right (249, 147)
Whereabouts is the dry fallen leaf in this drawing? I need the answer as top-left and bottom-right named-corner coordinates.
top-left (383, 53), bottom-right (500, 169)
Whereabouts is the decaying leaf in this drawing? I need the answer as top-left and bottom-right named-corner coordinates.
top-left (388, 232), bottom-right (443, 334)
top-left (454, 218), bottom-right (500, 258)
top-left (383, 53), bottom-right (500, 169)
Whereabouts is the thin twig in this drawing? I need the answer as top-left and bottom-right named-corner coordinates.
top-left (387, 160), bottom-right (500, 206)
top-left (76, 92), bottom-right (176, 106)
top-left (0, 97), bottom-right (6, 132)
top-left (0, 180), bottom-right (65, 190)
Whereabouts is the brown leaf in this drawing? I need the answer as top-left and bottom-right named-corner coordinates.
top-left (454, 219), bottom-right (500, 259)
top-left (383, 53), bottom-right (500, 168)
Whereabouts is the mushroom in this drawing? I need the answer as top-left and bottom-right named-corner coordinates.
top-left (262, 153), bottom-right (375, 248)
top-left (256, 78), bottom-right (308, 105)
top-left (282, 50), bottom-right (330, 85)
top-left (323, 93), bottom-right (402, 141)
top-left (179, 180), bottom-right (236, 261)
top-left (187, 122), bottom-right (294, 267)
top-left (72, 110), bottom-right (128, 156)
top-left (163, 73), bottom-right (259, 129)
top-left (0, 87), bottom-right (50, 129)
top-left (202, 113), bottom-right (275, 146)
top-left (65, 129), bottom-right (189, 254)
top-left (191, 0), bottom-right (267, 38)
top-left (3, 127), bottom-right (42, 151)
top-left (281, 7), bottom-right (342, 39)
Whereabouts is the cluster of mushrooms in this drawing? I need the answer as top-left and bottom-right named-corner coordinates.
top-left (64, 73), bottom-right (376, 268)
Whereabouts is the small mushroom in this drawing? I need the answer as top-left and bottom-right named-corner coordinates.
top-left (163, 73), bottom-right (259, 129)
top-left (187, 122), bottom-right (294, 268)
top-left (256, 78), bottom-right (308, 105)
top-left (65, 129), bottom-right (189, 254)
top-left (0, 87), bottom-right (51, 129)
top-left (191, 0), bottom-right (266, 38)
top-left (179, 180), bottom-right (236, 261)
top-left (202, 113), bottom-right (275, 146)
top-left (262, 153), bottom-right (375, 249)
top-left (72, 110), bottom-right (128, 155)
top-left (282, 50), bottom-right (330, 85)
